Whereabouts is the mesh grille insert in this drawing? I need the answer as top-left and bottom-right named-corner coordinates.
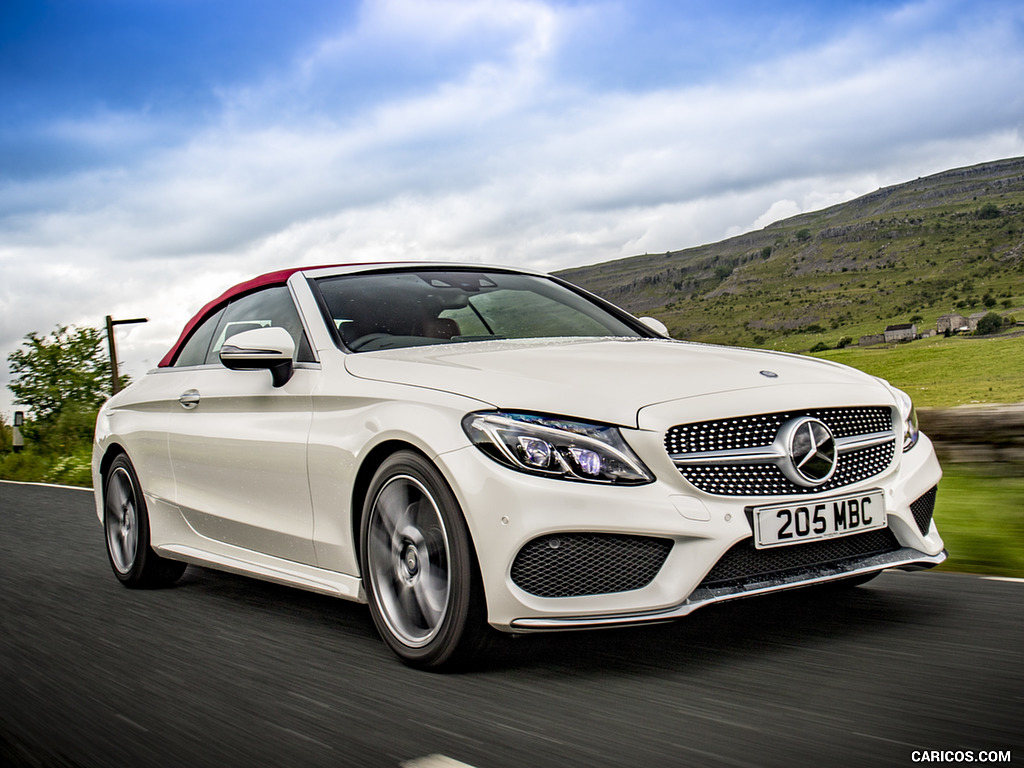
top-left (666, 407), bottom-right (896, 497)
top-left (679, 443), bottom-right (895, 496)
top-left (511, 533), bottom-right (673, 598)
top-left (697, 528), bottom-right (903, 589)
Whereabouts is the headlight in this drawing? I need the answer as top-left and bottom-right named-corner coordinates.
top-left (462, 411), bottom-right (654, 485)
top-left (892, 387), bottom-right (920, 451)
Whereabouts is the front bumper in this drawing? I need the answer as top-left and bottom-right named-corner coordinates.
top-left (436, 429), bottom-right (944, 632)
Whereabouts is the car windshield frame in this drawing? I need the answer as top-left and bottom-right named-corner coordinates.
top-left (309, 268), bottom-right (655, 353)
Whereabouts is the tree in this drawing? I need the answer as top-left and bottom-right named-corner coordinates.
top-left (975, 312), bottom-right (1003, 336)
top-left (7, 325), bottom-right (114, 422)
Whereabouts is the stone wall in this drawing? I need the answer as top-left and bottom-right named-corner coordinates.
top-left (918, 404), bottom-right (1024, 464)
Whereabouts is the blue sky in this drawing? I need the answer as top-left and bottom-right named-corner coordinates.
top-left (2, 0), bottom-right (1023, 416)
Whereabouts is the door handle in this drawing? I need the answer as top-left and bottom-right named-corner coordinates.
top-left (178, 390), bottom-right (200, 410)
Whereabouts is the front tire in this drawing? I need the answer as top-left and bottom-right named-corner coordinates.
top-left (104, 454), bottom-right (186, 588)
top-left (360, 451), bottom-right (488, 669)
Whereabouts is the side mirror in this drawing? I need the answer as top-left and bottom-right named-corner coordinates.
top-left (639, 316), bottom-right (670, 338)
top-left (219, 327), bottom-right (295, 387)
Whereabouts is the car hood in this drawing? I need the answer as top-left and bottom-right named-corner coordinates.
top-left (343, 337), bottom-right (890, 427)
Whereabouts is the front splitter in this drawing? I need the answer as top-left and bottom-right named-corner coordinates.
top-left (508, 547), bottom-right (947, 631)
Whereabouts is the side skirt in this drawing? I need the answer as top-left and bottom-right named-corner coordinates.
top-left (158, 543), bottom-right (366, 602)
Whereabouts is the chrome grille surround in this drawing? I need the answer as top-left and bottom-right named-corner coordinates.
top-left (666, 407), bottom-right (896, 496)
top-left (511, 533), bottom-right (673, 598)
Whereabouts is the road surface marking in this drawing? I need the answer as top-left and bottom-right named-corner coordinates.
top-left (0, 478), bottom-right (92, 491)
top-left (401, 756), bottom-right (477, 768)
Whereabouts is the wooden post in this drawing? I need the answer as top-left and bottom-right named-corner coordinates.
top-left (105, 315), bottom-right (120, 394)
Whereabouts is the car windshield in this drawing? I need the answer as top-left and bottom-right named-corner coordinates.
top-left (312, 269), bottom-right (645, 352)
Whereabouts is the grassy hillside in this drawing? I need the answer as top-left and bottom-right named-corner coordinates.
top-left (558, 157), bottom-right (1024, 354)
top-left (810, 333), bottom-right (1024, 408)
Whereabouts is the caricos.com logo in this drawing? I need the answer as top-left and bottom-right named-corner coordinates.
top-left (911, 751), bottom-right (1012, 763)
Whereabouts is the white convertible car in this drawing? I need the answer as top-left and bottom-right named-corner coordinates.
top-left (93, 264), bottom-right (946, 668)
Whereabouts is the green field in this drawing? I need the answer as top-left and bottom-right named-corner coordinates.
top-left (809, 332), bottom-right (1024, 408)
top-left (934, 464), bottom-right (1024, 578)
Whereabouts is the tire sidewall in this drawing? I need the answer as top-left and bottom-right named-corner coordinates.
top-left (360, 451), bottom-right (477, 669)
top-left (104, 455), bottom-right (152, 584)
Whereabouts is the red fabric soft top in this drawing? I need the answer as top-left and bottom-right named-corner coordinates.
top-left (157, 264), bottom-right (340, 367)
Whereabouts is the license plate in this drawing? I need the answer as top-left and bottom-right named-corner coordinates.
top-left (752, 490), bottom-right (887, 549)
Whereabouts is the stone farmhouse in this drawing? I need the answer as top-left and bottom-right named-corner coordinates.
top-left (937, 313), bottom-right (969, 334)
top-left (859, 333), bottom-right (885, 346)
top-left (884, 323), bottom-right (917, 343)
top-left (857, 308), bottom-right (1012, 347)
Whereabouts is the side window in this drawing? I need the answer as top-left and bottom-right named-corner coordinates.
top-left (205, 286), bottom-right (315, 364)
top-left (173, 308), bottom-right (225, 367)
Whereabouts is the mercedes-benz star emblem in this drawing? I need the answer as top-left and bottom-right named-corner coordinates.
top-left (777, 417), bottom-right (837, 487)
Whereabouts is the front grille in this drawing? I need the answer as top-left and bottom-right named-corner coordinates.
top-left (698, 528), bottom-right (903, 590)
top-left (511, 533), bottom-right (673, 598)
top-left (666, 407), bottom-right (896, 496)
top-left (910, 486), bottom-right (938, 534)
top-left (680, 443), bottom-right (895, 496)
top-left (666, 407), bottom-right (892, 454)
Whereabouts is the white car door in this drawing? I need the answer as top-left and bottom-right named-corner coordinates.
top-left (166, 286), bottom-right (318, 565)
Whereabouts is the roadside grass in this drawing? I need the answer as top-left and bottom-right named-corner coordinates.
top-left (809, 333), bottom-right (1024, 408)
top-left (934, 463), bottom-right (1024, 578)
top-left (0, 446), bottom-right (92, 487)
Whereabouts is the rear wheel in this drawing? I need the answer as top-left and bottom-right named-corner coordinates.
top-left (104, 454), bottom-right (186, 588)
top-left (360, 451), bottom-right (488, 669)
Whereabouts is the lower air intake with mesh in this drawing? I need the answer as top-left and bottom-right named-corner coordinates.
top-left (511, 533), bottom-right (673, 598)
top-left (910, 486), bottom-right (938, 534)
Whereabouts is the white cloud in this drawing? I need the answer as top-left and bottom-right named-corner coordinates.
top-left (750, 201), bottom-right (803, 232)
top-left (2, 0), bottom-right (1024, 416)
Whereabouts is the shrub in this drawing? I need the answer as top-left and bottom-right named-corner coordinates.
top-left (809, 341), bottom-right (830, 353)
top-left (44, 446), bottom-right (94, 487)
top-left (0, 451), bottom-right (50, 483)
top-left (977, 203), bottom-right (1000, 220)
top-left (40, 403), bottom-right (99, 455)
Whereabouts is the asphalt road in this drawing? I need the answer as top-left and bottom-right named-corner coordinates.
top-left (1, 481), bottom-right (1021, 768)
